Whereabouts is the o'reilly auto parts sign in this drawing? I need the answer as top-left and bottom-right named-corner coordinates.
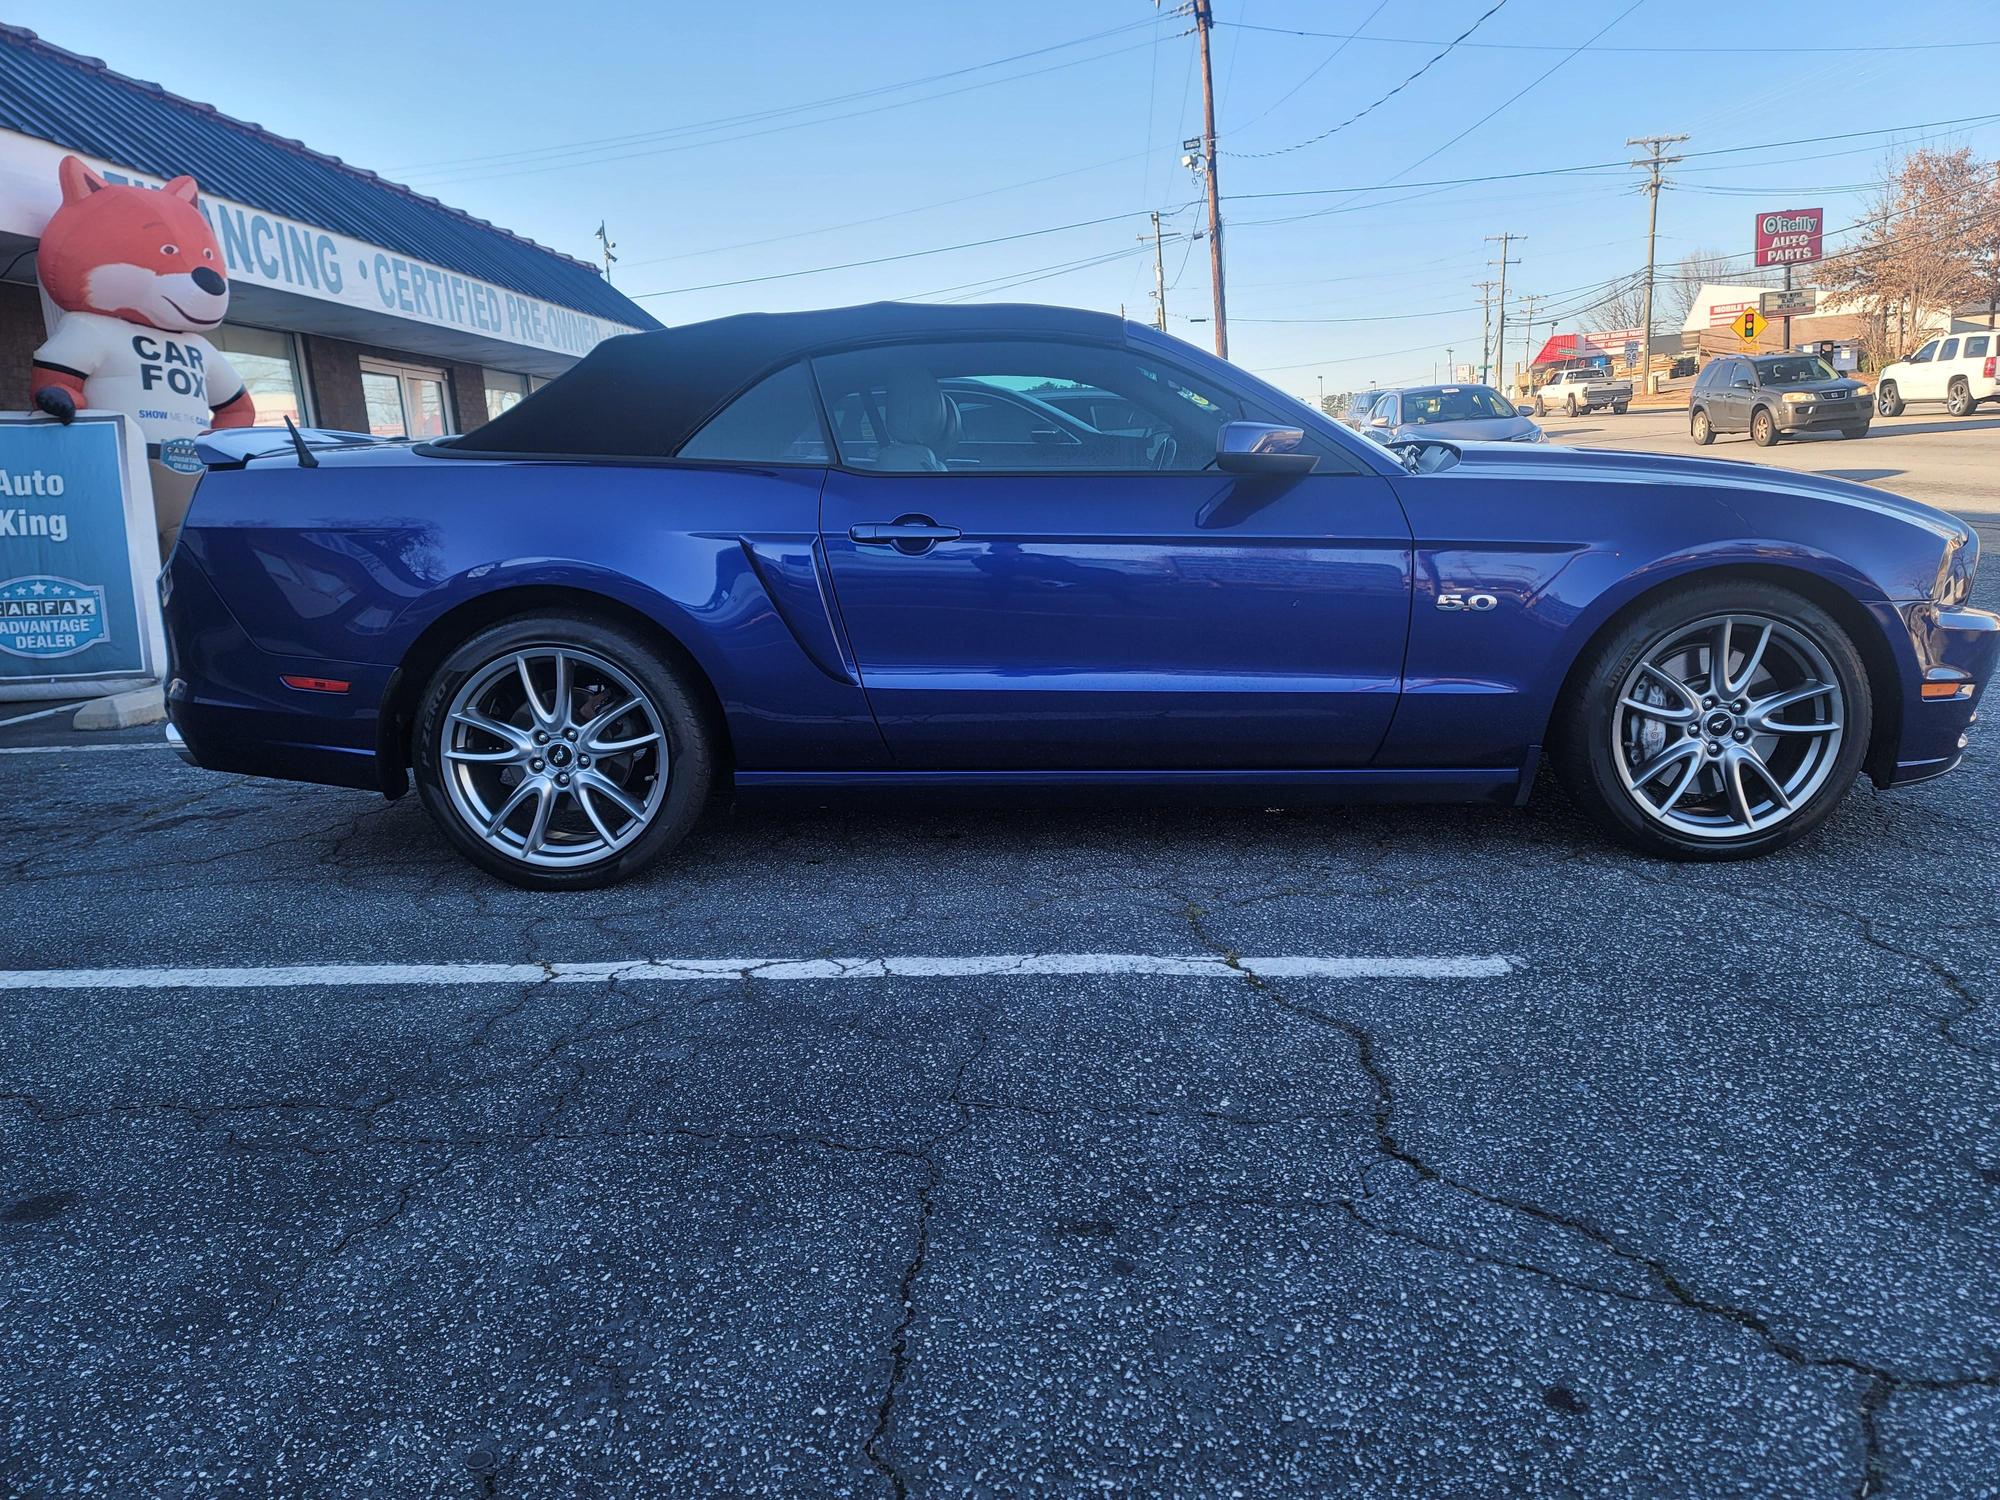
top-left (1755, 208), bottom-right (1823, 267)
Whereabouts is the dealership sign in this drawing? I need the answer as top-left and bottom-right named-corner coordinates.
top-left (1754, 208), bottom-right (1824, 267)
top-left (0, 130), bottom-right (640, 359)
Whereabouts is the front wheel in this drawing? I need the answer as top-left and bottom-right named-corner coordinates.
top-left (1876, 382), bottom-right (1904, 418)
top-left (1751, 406), bottom-right (1779, 446)
top-left (1690, 408), bottom-right (1715, 446)
top-left (1841, 424), bottom-right (1870, 440)
top-left (1552, 581), bottom-right (1870, 860)
top-left (1533, 396), bottom-right (1546, 417)
top-left (1566, 395), bottom-right (1579, 416)
top-left (411, 614), bottom-right (714, 889)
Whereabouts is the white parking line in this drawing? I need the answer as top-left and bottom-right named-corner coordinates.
top-left (0, 742), bottom-right (176, 755)
top-left (0, 953), bottom-right (1517, 991)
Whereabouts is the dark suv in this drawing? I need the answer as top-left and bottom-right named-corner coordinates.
top-left (1689, 354), bottom-right (1871, 446)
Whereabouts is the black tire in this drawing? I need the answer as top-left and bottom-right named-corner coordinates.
top-left (1751, 406), bottom-right (1779, 446)
top-left (1691, 408), bottom-right (1715, 445)
top-left (1947, 379), bottom-right (1974, 418)
top-left (1612, 403), bottom-right (1629, 415)
top-left (410, 613), bottom-right (714, 890)
top-left (1841, 424), bottom-right (1870, 440)
top-left (1876, 382), bottom-right (1904, 418)
top-left (1566, 395), bottom-right (1579, 416)
top-left (1551, 579), bottom-right (1871, 861)
top-left (1533, 396), bottom-right (1546, 417)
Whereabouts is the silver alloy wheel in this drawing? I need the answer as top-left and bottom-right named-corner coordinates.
top-left (1611, 612), bottom-right (1844, 841)
top-left (440, 645), bottom-right (668, 869)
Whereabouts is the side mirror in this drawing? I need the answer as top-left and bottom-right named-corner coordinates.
top-left (1369, 413), bottom-right (1391, 427)
top-left (1732, 378), bottom-right (1753, 389)
top-left (1215, 421), bottom-right (1318, 474)
top-left (1515, 404), bottom-right (1533, 417)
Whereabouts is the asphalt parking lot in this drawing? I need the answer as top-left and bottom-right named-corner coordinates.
top-left (3, 425), bottom-right (1999, 1497)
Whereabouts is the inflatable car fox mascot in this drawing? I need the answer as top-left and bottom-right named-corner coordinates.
top-left (31, 156), bottom-right (255, 445)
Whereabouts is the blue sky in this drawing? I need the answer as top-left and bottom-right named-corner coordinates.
top-left (37, 1), bottom-right (2000, 400)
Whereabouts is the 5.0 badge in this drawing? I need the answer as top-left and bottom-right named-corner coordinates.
top-left (1435, 591), bottom-right (1498, 612)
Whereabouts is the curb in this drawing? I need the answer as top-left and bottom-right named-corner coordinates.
top-left (72, 684), bottom-right (166, 731)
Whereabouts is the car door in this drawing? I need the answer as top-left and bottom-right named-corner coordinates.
top-left (810, 335), bottom-right (1413, 770)
top-left (1903, 339), bottom-right (1942, 400)
top-left (1715, 358), bottom-right (1753, 431)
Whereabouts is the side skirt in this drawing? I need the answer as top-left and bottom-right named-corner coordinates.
top-left (732, 766), bottom-right (1524, 806)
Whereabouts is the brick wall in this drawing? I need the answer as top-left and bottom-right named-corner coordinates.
top-left (0, 279), bottom-right (46, 412)
top-left (299, 331), bottom-right (488, 435)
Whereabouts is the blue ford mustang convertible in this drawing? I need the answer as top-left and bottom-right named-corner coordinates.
top-left (160, 303), bottom-right (1995, 888)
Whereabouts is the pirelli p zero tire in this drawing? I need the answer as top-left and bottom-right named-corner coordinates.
top-left (1552, 580), bottom-right (1871, 861)
top-left (411, 613), bottom-right (714, 890)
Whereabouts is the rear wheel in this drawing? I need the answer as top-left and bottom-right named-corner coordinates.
top-left (1612, 403), bottom-right (1629, 415)
top-left (1552, 581), bottom-right (1870, 860)
top-left (411, 614), bottom-right (714, 889)
top-left (1691, 408), bottom-right (1715, 446)
top-left (1751, 406), bottom-right (1779, 446)
top-left (1947, 378), bottom-right (1975, 417)
top-left (1876, 382), bottom-right (1904, 418)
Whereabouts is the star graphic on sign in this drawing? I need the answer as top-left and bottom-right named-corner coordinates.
top-left (29, 582), bottom-right (48, 596)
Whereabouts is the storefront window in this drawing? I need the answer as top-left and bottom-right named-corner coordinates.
top-left (209, 325), bottom-right (309, 428)
top-left (359, 359), bottom-right (454, 439)
top-left (483, 369), bottom-right (531, 420)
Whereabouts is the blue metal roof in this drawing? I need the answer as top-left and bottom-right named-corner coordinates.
top-left (0, 24), bottom-right (660, 331)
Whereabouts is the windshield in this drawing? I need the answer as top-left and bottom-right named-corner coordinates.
top-left (1399, 386), bottom-right (1516, 423)
top-left (1754, 356), bottom-right (1837, 384)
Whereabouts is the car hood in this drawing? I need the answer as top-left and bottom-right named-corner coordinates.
top-left (1398, 416), bottom-right (1539, 442)
top-left (1422, 440), bottom-right (1970, 545)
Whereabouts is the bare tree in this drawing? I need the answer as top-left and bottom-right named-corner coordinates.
top-left (1585, 276), bottom-right (1645, 334)
top-left (1666, 248), bottom-right (1737, 326)
top-left (1819, 147), bottom-right (1991, 358)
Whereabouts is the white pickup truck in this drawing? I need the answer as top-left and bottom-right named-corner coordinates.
top-left (1532, 368), bottom-right (1632, 416)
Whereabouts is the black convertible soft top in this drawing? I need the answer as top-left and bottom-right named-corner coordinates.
top-left (444, 301), bottom-right (1131, 460)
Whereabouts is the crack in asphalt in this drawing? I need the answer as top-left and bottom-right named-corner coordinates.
top-left (1180, 898), bottom-right (2000, 1499)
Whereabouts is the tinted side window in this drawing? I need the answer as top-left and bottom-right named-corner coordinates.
top-left (677, 362), bottom-right (829, 464)
top-left (1911, 341), bottom-right (1938, 363)
top-left (1694, 362), bottom-right (1718, 390)
top-left (1940, 338), bottom-right (1961, 361)
top-left (811, 339), bottom-right (1250, 474)
top-left (1967, 336), bottom-right (1992, 358)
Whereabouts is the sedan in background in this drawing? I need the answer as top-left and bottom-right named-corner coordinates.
top-left (1362, 384), bottom-right (1545, 445)
top-left (1340, 388), bottom-right (1386, 431)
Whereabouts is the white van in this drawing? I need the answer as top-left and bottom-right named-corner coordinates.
top-left (1875, 330), bottom-right (2000, 417)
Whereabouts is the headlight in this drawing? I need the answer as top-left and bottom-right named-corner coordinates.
top-left (1781, 391), bottom-right (1812, 404)
top-left (1939, 533), bottom-right (1979, 608)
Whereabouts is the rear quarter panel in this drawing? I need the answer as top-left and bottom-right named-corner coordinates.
top-left (174, 448), bottom-right (888, 770)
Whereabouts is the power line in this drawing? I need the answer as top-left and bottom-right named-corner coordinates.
top-left (1227, 0), bottom-right (1512, 159)
top-left (1221, 19), bottom-right (2000, 54)
top-left (1227, 0), bottom-right (1389, 136)
top-left (387, 19), bottom-right (1160, 179)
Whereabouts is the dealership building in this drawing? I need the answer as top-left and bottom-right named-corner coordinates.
top-left (0, 23), bottom-right (657, 438)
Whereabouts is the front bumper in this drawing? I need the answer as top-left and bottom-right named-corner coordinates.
top-left (1775, 399), bottom-right (1869, 431)
top-left (1875, 604), bottom-right (2000, 786)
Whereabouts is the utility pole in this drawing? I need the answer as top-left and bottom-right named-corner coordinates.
top-left (1446, 346), bottom-right (1455, 382)
top-left (1141, 210), bottom-right (1168, 331)
top-left (1518, 293), bottom-right (1545, 385)
top-left (1472, 279), bottom-right (1498, 384)
top-left (1486, 233), bottom-right (1523, 394)
top-left (1317, 373), bottom-right (1325, 411)
top-left (1193, 0), bottom-right (1228, 358)
top-left (594, 220), bottom-right (618, 284)
top-left (1627, 135), bottom-right (1688, 396)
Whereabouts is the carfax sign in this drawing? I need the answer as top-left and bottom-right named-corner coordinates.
top-left (1754, 207), bottom-right (1824, 267)
top-left (0, 416), bottom-right (148, 681)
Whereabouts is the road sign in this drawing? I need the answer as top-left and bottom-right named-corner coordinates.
top-left (1731, 307), bottom-right (1767, 345)
top-left (1754, 207), bottom-right (1824, 267)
